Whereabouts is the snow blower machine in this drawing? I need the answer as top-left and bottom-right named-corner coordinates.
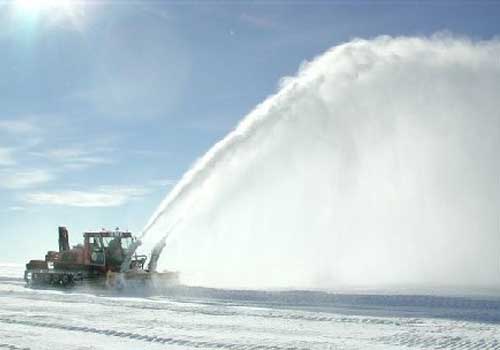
top-left (24, 226), bottom-right (178, 289)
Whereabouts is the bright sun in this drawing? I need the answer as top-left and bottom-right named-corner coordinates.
top-left (13, 0), bottom-right (86, 29)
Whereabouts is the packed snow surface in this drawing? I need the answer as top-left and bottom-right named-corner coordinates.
top-left (3, 264), bottom-right (500, 349)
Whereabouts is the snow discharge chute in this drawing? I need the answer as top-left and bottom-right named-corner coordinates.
top-left (141, 35), bottom-right (500, 290)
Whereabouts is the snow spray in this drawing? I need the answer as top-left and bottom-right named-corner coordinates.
top-left (141, 35), bottom-right (500, 290)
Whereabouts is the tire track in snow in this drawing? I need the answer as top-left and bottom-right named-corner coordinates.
top-left (0, 344), bottom-right (30, 350)
top-left (375, 332), bottom-right (500, 349)
top-left (0, 317), bottom-right (309, 350)
top-left (0, 290), bottom-right (419, 327)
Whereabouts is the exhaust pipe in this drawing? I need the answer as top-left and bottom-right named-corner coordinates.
top-left (58, 226), bottom-right (70, 252)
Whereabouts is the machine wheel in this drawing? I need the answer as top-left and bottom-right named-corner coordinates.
top-left (61, 274), bottom-right (69, 285)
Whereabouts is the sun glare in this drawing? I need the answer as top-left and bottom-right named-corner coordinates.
top-left (13, 0), bottom-right (87, 30)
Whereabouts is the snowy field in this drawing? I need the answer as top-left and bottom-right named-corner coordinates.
top-left (2, 264), bottom-right (500, 349)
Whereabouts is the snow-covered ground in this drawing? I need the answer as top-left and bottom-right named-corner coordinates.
top-left (2, 264), bottom-right (500, 349)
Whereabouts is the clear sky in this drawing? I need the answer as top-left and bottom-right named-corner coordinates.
top-left (1, 0), bottom-right (499, 263)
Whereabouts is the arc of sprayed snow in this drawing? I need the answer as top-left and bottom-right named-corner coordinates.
top-left (139, 36), bottom-right (385, 241)
top-left (140, 35), bottom-right (478, 242)
top-left (139, 73), bottom-right (308, 241)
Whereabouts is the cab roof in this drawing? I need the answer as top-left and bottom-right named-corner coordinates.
top-left (84, 230), bottom-right (133, 238)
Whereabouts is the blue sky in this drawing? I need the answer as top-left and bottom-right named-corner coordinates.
top-left (1, 0), bottom-right (499, 262)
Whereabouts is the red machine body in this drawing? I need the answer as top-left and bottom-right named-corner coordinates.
top-left (24, 226), bottom-right (161, 288)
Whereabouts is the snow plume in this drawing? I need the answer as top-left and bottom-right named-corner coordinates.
top-left (142, 35), bottom-right (500, 290)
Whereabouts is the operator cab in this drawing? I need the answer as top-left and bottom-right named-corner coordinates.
top-left (84, 229), bottom-right (135, 270)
